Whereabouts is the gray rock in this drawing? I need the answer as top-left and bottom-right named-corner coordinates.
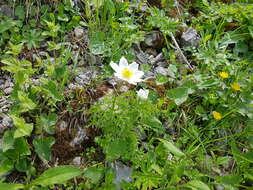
top-left (154, 66), bottom-right (168, 76)
top-left (108, 77), bottom-right (121, 86)
top-left (0, 5), bottom-right (14, 18)
top-left (2, 115), bottom-right (12, 127)
top-left (215, 185), bottom-right (224, 190)
top-left (145, 71), bottom-right (155, 78)
top-left (4, 87), bottom-right (13, 95)
top-left (119, 85), bottom-right (130, 93)
top-left (110, 162), bottom-right (133, 190)
top-left (181, 28), bottom-right (200, 47)
top-left (136, 52), bottom-right (149, 64)
top-left (156, 61), bottom-right (167, 67)
top-left (71, 156), bottom-right (82, 166)
top-left (58, 121), bottom-right (68, 131)
top-left (144, 31), bottom-right (164, 49)
top-left (69, 127), bottom-right (88, 147)
top-left (74, 26), bottom-right (84, 39)
top-left (0, 114), bottom-right (12, 134)
top-left (75, 68), bottom-right (97, 85)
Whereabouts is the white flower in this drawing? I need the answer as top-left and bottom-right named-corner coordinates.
top-left (137, 89), bottom-right (149, 100)
top-left (110, 57), bottom-right (144, 85)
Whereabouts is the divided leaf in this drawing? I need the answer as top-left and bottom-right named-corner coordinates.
top-left (32, 165), bottom-right (83, 186)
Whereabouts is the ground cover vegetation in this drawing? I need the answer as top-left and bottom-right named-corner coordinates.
top-left (0, 0), bottom-right (252, 189)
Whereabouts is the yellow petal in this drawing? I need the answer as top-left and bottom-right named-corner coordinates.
top-left (213, 111), bottom-right (222, 120)
top-left (231, 82), bottom-right (241, 91)
top-left (219, 72), bottom-right (229, 78)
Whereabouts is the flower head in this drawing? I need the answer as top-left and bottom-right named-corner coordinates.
top-left (231, 82), bottom-right (241, 91)
top-left (219, 72), bottom-right (229, 79)
top-left (110, 57), bottom-right (144, 85)
top-left (137, 89), bottom-right (149, 99)
top-left (213, 111), bottom-right (222, 120)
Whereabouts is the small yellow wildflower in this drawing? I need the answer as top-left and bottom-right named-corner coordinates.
top-left (219, 72), bottom-right (229, 79)
top-left (231, 82), bottom-right (241, 91)
top-left (213, 111), bottom-right (222, 120)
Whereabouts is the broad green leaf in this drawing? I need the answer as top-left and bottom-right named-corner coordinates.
top-left (2, 130), bottom-right (14, 152)
top-left (143, 117), bottom-right (164, 133)
top-left (0, 159), bottom-right (14, 176)
top-left (32, 165), bottom-right (83, 186)
top-left (159, 139), bottom-right (185, 158)
top-left (156, 74), bottom-right (169, 85)
top-left (33, 137), bottom-right (55, 161)
top-left (167, 87), bottom-right (189, 105)
top-left (219, 175), bottom-right (241, 186)
top-left (40, 113), bottom-right (57, 134)
top-left (14, 137), bottom-right (31, 156)
top-left (43, 80), bottom-right (63, 101)
top-left (185, 180), bottom-right (211, 190)
top-left (18, 91), bottom-right (36, 113)
top-left (16, 157), bottom-right (30, 172)
top-left (0, 183), bottom-right (25, 190)
top-left (83, 166), bottom-right (104, 184)
top-left (0, 19), bottom-right (17, 33)
top-left (11, 115), bottom-right (33, 138)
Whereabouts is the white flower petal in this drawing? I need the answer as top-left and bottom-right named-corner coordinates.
top-left (110, 61), bottom-right (120, 72)
top-left (119, 57), bottom-right (128, 68)
top-left (129, 62), bottom-right (138, 71)
top-left (134, 70), bottom-right (144, 78)
top-left (137, 89), bottom-right (149, 99)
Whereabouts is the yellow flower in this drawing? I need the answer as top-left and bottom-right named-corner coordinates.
top-left (231, 82), bottom-right (241, 91)
top-left (213, 111), bottom-right (222, 120)
top-left (219, 72), bottom-right (229, 78)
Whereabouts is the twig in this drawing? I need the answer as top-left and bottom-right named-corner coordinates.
top-left (170, 32), bottom-right (194, 72)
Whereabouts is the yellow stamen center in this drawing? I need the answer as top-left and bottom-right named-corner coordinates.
top-left (121, 68), bottom-right (133, 79)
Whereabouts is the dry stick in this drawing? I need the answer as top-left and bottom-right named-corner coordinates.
top-left (170, 32), bottom-right (194, 72)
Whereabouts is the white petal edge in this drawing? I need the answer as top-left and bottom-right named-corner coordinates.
top-left (129, 62), bottom-right (139, 71)
top-left (134, 70), bottom-right (144, 78)
top-left (110, 61), bottom-right (120, 72)
top-left (119, 57), bottom-right (128, 68)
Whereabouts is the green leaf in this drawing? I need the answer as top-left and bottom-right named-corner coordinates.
top-left (2, 130), bottom-right (14, 152)
top-left (11, 115), bottom-right (33, 138)
top-left (14, 137), bottom-right (31, 156)
top-left (33, 137), bottom-right (55, 161)
top-left (219, 175), bottom-right (241, 186)
top-left (0, 183), bottom-right (25, 190)
top-left (158, 139), bottom-right (185, 158)
top-left (0, 159), bottom-right (14, 176)
top-left (0, 19), bottom-right (17, 33)
top-left (32, 165), bottom-right (83, 186)
top-left (16, 157), bottom-right (30, 172)
top-left (143, 117), bottom-right (164, 133)
top-left (156, 74), bottom-right (169, 85)
top-left (18, 91), bottom-right (36, 113)
top-left (185, 180), bottom-right (211, 190)
top-left (15, 6), bottom-right (25, 20)
top-left (40, 113), bottom-right (57, 134)
top-left (83, 166), bottom-right (104, 184)
top-left (166, 87), bottom-right (189, 105)
top-left (43, 80), bottom-right (63, 101)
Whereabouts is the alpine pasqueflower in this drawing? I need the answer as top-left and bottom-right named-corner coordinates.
top-left (110, 57), bottom-right (144, 85)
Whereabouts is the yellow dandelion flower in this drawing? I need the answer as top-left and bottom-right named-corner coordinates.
top-left (219, 72), bottom-right (229, 79)
top-left (213, 111), bottom-right (222, 120)
top-left (231, 82), bottom-right (241, 91)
